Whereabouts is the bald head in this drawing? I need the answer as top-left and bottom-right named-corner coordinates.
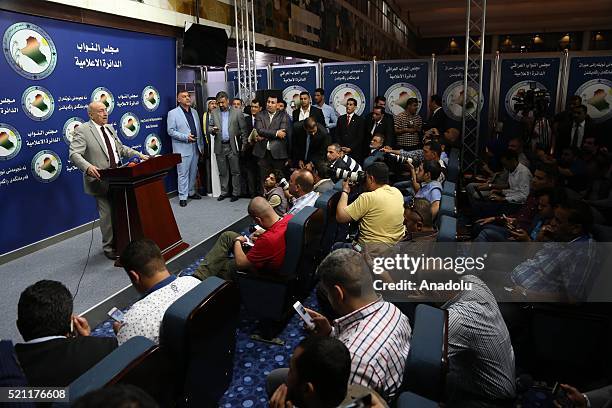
top-left (88, 101), bottom-right (108, 126)
top-left (248, 196), bottom-right (273, 217)
top-left (289, 168), bottom-right (314, 197)
top-left (444, 128), bottom-right (460, 143)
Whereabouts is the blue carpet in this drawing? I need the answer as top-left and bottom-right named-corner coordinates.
top-left (92, 256), bottom-right (318, 408)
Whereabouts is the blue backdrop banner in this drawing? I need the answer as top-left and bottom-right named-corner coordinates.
top-left (376, 60), bottom-right (429, 118)
top-left (322, 62), bottom-right (373, 117)
top-left (436, 59), bottom-right (492, 140)
top-left (498, 57), bottom-right (561, 137)
top-left (228, 67), bottom-right (269, 96)
top-left (0, 10), bottom-right (176, 256)
top-left (567, 56), bottom-right (612, 126)
top-left (271, 64), bottom-right (318, 111)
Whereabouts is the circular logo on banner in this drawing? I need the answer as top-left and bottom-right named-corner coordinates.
top-left (0, 123), bottom-right (22, 161)
top-left (31, 149), bottom-right (62, 183)
top-left (330, 83), bottom-right (366, 116)
top-left (21, 86), bottom-right (54, 121)
top-left (442, 81), bottom-right (483, 122)
top-left (504, 81), bottom-right (547, 121)
top-left (577, 79), bottom-right (612, 123)
top-left (282, 85), bottom-right (307, 112)
top-left (142, 85), bottom-right (160, 112)
top-left (384, 83), bottom-right (423, 116)
top-left (91, 87), bottom-right (115, 114)
top-left (144, 133), bottom-right (161, 156)
top-left (62, 117), bottom-right (84, 145)
top-left (2, 22), bottom-right (57, 80)
top-left (120, 112), bottom-right (140, 139)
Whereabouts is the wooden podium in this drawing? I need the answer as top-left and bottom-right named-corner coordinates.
top-left (100, 154), bottom-right (189, 265)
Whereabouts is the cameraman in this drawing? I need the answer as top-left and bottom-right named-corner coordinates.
top-left (327, 143), bottom-right (361, 177)
top-left (335, 162), bottom-right (405, 254)
top-left (263, 171), bottom-right (288, 216)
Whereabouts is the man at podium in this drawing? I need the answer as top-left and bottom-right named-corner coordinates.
top-left (69, 102), bottom-right (148, 260)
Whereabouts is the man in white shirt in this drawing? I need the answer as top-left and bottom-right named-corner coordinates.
top-left (471, 150), bottom-right (532, 217)
top-left (314, 87), bottom-right (338, 132)
top-left (114, 239), bottom-right (200, 345)
top-left (292, 91), bottom-right (326, 127)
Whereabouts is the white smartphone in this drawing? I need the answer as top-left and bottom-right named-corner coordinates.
top-left (293, 301), bottom-right (315, 329)
top-left (107, 307), bottom-right (125, 323)
top-left (242, 234), bottom-right (255, 247)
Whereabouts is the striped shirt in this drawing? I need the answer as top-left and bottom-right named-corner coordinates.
top-left (442, 275), bottom-right (516, 401)
top-left (511, 235), bottom-right (597, 301)
top-left (332, 296), bottom-right (411, 400)
top-left (342, 154), bottom-right (363, 172)
top-left (394, 112), bottom-right (422, 149)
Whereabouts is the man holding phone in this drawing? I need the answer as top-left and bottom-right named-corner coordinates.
top-left (302, 249), bottom-right (411, 401)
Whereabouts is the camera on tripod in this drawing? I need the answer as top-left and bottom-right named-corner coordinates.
top-left (513, 82), bottom-right (550, 116)
top-left (330, 166), bottom-right (365, 183)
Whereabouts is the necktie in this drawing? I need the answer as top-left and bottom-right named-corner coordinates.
top-left (100, 126), bottom-right (117, 168)
top-left (347, 114), bottom-right (351, 127)
top-left (571, 123), bottom-right (581, 148)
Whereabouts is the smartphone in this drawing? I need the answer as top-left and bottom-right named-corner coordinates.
top-left (107, 307), bottom-right (125, 323)
top-left (242, 234), bottom-right (255, 247)
top-left (343, 393), bottom-right (373, 408)
top-left (293, 301), bottom-right (315, 329)
top-left (552, 383), bottom-right (572, 408)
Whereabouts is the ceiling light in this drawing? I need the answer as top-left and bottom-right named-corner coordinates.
top-left (285, 57), bottom-right (293, 60)
top-left (533, 34), bottom-right (543, 45)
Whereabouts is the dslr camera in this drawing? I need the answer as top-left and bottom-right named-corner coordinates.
top-left (330, 166), bottom-right (365, 183)
top-left (278, 177), bottom-right (289, 190)
top-left (512, 82), bottom-right (551, 116)
top-left (384, 152), bottom-right (420, 168)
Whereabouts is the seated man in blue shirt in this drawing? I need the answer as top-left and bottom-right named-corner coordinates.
top-left (404, 160), bottom-right (443, 219)
top-left (510, 199), bottom-right (598, 302)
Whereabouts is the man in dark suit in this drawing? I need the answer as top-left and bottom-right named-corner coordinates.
top-left (14, 280), bottom-right (117, 387)
top-left (423, 94), bottom-right (448, 134)
top-left (335, 97), bottom-right (365, 162)
top-left (292, 117), bottom-right (331, 168)
top-left (254, 95), bottom-right (290, 188)
top-left (556, 105), bottom-right (599, 155)
top-left (210, 91), bottom-right (247, 202)
top-left (364, 105), bottom-right (395, 151)
top-left (291, 91), bottom-right (326, 127)
top-left (241, 99), bottom-right (262, 197)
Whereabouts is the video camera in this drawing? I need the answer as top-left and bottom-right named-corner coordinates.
top-left (330, 166), bottom-right (365, 183)
top-left (512, 82), bottom-right (550, 116)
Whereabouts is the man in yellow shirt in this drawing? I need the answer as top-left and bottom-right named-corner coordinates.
top-left (335, 162), bottom-right (405, 255)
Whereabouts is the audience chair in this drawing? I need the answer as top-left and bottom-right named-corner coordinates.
top-left (396, 391), bottom-right (441, 408)
top-left (438, 195), bottom-right (456, 219)
top-left (334, 179), bottom-right (343, 191)
top-left (447, 150), bottom-right (460, 183)
top-left (161, 276), bottom-right (240, 407)
top-left (235, 207), bottom-right (323, 339)
top-left (315, 190), bottom-right (341, 257)
top-left (442, 181), bottom-right (456, 197)
top-left (60, 336), bottom-right (174, 407)
top-left (437, 216), bottom-right (457, 242)
top-left (402, 304), bottom-right (449, 402)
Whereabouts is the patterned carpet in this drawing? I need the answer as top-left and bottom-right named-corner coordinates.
top-left (92, 256), bottom-right (318, 408)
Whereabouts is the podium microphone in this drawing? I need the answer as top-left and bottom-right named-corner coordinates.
top-left (124, 155), bottom-right (141, 167)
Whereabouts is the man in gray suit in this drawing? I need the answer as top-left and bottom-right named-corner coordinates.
top-left (69, 102), bottom-right (147, 260)
top-left (210, 91), bottom-right (247, 202)
top-left (254, 95), bottom-right (289, 189)
top-left (167, 90), bottom-right (202, 207)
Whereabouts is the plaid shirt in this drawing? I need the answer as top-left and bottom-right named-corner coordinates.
top-left (511, 235), bottom-right (598, 300)
top-left (394, 112), bottom-right (422, 148)
top-left (332, 296), bottom-right (411, 400)
top-left (287, 190), bottom-right (319, 215)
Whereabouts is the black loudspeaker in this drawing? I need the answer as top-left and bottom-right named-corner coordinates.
top-left (255, 89), bottom-right (282, 104)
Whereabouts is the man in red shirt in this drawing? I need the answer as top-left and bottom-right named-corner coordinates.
top-left (193, 197), bottom-right (292, 280)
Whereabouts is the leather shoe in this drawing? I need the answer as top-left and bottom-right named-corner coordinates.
top-left (104, 251), bottom-right (118, 260)
top-left (179, 200), bottom-right (187, 207)
top-left (230, 196), bottom-right (239, 202)
top-left (188, 193), bottom-right (202, 200)
top-left (217, 195), bottom-right (227, 201)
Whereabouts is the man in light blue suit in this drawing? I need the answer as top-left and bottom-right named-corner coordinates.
top-left (167, 90), bottom-right (202, 207)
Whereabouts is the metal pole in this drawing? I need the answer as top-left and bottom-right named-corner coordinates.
top-left (233, 0), bottom-right (241, 101)
top-left (251, 0), bottom-right (257, 94)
